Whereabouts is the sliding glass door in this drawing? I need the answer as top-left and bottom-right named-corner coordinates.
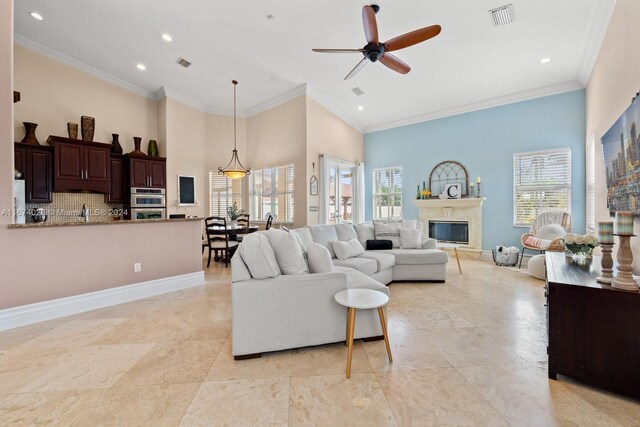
top-left (329, 161), bottom-right (355, 224)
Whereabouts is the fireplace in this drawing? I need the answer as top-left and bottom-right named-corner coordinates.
top-left (429, 221), bottom-right (469, 244)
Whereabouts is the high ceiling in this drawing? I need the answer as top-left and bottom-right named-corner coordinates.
top-left (14, 0), bottom-right (615, 132)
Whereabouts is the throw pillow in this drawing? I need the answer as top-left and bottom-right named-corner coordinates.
top-left (366, 239), bottom-right (392, 250)
top-left (536, 224), bottom-right (567, 240)
top-left (307, 242), bottom-right (335, 274)
top-left (402, 219), bottom-right (417, 229)
top-left (524, 235), bottom-right (552, 250)
top-left (354, 222), bottom-right (374, 248)
top-left (266, 228), bottom-right (308, 275)
top-left (335, 223), bottom-right (358, 241)
top-left (238, 233), bottom-right (281, 279)
top-left (308, 225), bottom-right (339, 258)
top-left (290, 228), bottom-right (314, 251)
top-left (400, 228), bottom-right (422, 249)
top-left (332, 239), bottom-right (365, 260)
top-left (374, 220), bottom-right (401, 248)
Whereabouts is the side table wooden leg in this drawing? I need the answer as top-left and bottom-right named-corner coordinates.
top-left (454, 247), bottom-right (462, 274)
top-left (377, 307), bottom-right (393, 363)
top-left (346, 307), bottom-right (356, 378)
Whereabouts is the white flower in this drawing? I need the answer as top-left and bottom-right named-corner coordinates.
top-left (574, 235), bottom-right (586, 244)
top-left (586, 235), bottom-right (598, 246)
top-left (564, 234), bottom-right (576, 244)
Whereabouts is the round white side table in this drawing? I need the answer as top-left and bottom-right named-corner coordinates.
top-left (334, 289), bottom-right (392, 378)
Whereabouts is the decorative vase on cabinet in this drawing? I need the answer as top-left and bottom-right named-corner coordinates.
top-left (81, 116), bottom-right (95, 141)
top-left (21, 122), bottom-right (39, 145)
top-left (111, 133), bottom-right (123, 154)
top-left (147, 139), bottom-right (159, 157)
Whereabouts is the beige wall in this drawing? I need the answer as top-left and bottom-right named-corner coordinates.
top-left (14, 44), bottom-right (157, 151)
top-left (586, 0), bottom-right (640, 271)
top-left (163, 98), bottom-right (206, 217)
top-left (246, 96), bottom-right (307, 228)
top-left (306, 97), bottom-right (364, 224)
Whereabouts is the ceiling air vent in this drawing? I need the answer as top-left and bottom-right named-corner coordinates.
top-left (351, 87), bottom-right (365, 96)
top-left (489, 4), bottom-right (515, 26)
top-left (175, 57), bottom-right (192, 68)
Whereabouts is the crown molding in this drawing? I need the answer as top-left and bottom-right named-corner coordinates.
top-left (364, 81), bottom-right (584, 134)
top-left (153, 86), bottom-right (206, 112)
top-left (576, 0), bottom-right (617, 85)
top-left (15, 34), bottom-right (156, 100)
top-left (306, 86), bottom-right (365, 134)
top-left (244, 83), bottom-right (307, 117)
top-left (204, 106), bottom-right (240, 117)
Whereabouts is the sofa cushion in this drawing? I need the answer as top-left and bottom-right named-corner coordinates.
top-left (266, 228), bottom-right (309, 275)
top-left (332, 257), bottom-right (377, 275)
top-left (238, 233), bottom-right (281, 279)
top-left (231, 251), bottom-right (252, 282)
top-left (400, 228), bottom-right (422, 249)
top-left (334, 266), bottom-right (389, 293)
top-left (335, 223), bottom-right (358, 241)
top-left (308, 225), bottom-right (339, 258)
top-left (290, 227), bottom-right (314, 251)
top-left (332, 239), bottom-right (365, 260)
top-left (380, 249), bottom-right (448, 265)
top-left (374, 220), bottom-right (401, 248)
top-left (307, 242), bottom-right (334, 274)
top-left (354, 222), bottom-right (374, 248)
top-left (358, 251), bottom-right (396, 272)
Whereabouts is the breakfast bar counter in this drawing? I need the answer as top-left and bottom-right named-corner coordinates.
top-left (7, 217), bottom-right (202, 229)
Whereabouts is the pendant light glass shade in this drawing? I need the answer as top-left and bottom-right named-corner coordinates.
top-left (218, 80), bottom-right (250, 179)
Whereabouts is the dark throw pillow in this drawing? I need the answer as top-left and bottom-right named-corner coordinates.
top-left (366, 239), bottom-right (393, 250)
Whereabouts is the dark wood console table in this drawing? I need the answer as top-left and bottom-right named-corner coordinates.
top-left (545, 252), bottom-right (640, 399)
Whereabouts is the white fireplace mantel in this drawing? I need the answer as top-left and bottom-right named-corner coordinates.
top-left (415, 198), bottom-right (486, 256)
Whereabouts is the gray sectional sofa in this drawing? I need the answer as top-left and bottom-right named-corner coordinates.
top-left (230, 220), bottom-right (448, 358)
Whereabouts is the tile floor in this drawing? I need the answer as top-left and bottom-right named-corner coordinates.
top-left (1, 259), bottom-right (639, 426)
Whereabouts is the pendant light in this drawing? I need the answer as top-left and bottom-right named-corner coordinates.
top-left (218, 80), bottom-right (250, 179)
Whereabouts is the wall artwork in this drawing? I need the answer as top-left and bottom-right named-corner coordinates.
top-left (177, 175), bottom-right (196, 206)
top-left (601, 94), bottom-right (640, 218)
top-left (310, 175), bottom-right (318, 196)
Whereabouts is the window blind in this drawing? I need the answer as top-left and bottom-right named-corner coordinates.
top-left (513, 149), bottom-right (571, 227)
top-left (209, 172), bottom-right (242, 218)
top-left (373, 167), bottom-right (403, 220)
top-left (586, 135), bottom-right (596, 233)
top-left (249, 162), bottom-right (294, 223)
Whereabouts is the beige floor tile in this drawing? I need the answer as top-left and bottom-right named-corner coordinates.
top-left (180, 378), bottom-right (289, 426)
top-left (289, 373), bottom-right (397, 426)
top-left (0, 389), bottom-right (103, 426)
top-left (401, 305), bottom-right (474, 330)
top-left (0, 346), bottom-right (72, 394)
top-left (291, 342), bottom-right (371, 377)
top-left (114, 339), bottom-right (225, 387)
top-left (206, 338), bottom-right (292, 381)
top-left (20, 343), bottom-right (153, 392)
top-left (16, 318), bottom-right (126, 350)
top-left (0, 318), bottom-right (70, 350)
top-left (377, 367), bottom-right (509, 426)
top-left (385, 310), bottom-right (416, 333)
top-left (457, 362), bottom-right (623, 426)
top-left (80, 383), bottom-right (200, 427)
top-left (479, 320), bottom-right (549, 363)
top-left (363, 329), bottom-right (451, 373)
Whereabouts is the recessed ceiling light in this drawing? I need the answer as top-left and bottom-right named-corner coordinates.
top-left (357, 106), bottom-right (364, 111)
top-left (30, 12), bottom-right (43, 21)
top-left (539, 57), bottom-right (552, 64)
top-left (136, 63), bottom-right (147, 71)
top-left (162, 33), bottom-right (172, 42)
top-left (266, 14), bottom-right (276, 20)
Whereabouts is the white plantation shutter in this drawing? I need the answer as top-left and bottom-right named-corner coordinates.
top-left (586, 135), bottom-right (596, 233)
top-left (249, 162), bottom-right (295, 223)
top-left (209, 172), bottom-right (243, 218)
top-left (513, 149), bottom-right (571, 227)
top-left (274, 163), bottom-right (295, 223)
top-left (373, 167), bottom-right (403, 220)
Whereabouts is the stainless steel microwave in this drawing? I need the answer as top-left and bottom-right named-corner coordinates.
top-left (130, 187), bottom-right (166, 208)
top-left (130, 208), bottom-right (166, 221)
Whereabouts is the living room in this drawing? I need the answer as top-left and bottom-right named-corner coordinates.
top-left (1, 0), bottom-right (639, 425)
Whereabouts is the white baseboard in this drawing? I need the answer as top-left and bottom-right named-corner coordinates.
top-left (0, 271), bottom-right (205, 331)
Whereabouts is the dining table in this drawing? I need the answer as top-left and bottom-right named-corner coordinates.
top-left (206, 224), bottom-right (259, 240)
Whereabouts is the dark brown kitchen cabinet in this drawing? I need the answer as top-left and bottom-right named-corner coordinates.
top-left (105, 154), bottom-right (125, 203)
top-left (14, 142), bottom-right (53, 203)
top-left (127, 156), bottom-right (166, 188)
top-left (49, 136), bottom-right (110, 193)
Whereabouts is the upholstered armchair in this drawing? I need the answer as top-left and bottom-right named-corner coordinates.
top-left (519, 212), bottom-right (572, 268)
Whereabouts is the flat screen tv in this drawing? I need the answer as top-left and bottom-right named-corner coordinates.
top-left (601, 96), bottom-right (640, 218)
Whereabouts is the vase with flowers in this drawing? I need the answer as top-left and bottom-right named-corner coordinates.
top-left (562, 233), bottom-right (599, 261)
top-left (227, 201), bottom-right (246, 228)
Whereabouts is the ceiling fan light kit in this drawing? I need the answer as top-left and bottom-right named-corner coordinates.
top-left (218, 80), bottom-right (251, 180)
top-left (312, 4), bottom-right (441, 80)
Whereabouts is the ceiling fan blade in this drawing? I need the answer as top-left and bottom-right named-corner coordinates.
top-left (379, 53), bottom-right (411, 74)
top-left (312, 48), bottom-right (364, 53)
top-left (344, 57), bottom-right (369, 80)
top-left (362, 5), bottom-right (379, 44)
top-left (384, 25), bottom-right (442, 52)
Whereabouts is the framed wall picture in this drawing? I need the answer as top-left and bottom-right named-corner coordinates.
top-left (177, 175), bottom-right (196, 206)
top-left (310, 175), bottom-right (318, 195)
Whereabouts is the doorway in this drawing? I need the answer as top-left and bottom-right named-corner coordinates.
top-left (329, 161), bottom-right (355, 224)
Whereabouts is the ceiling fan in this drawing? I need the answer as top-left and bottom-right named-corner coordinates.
top-left (312, 4), bottom-right (441, 80)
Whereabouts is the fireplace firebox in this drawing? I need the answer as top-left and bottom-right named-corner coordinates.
top-left (429, 221), bottom-right (469, 244)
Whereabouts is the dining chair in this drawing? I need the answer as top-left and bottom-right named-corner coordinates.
top-left (204, 216), bottom-right (238, 268)
top-left (235, 213), bottom-right (250, 242)
top-left (265, 214), bottom-right (274, 230)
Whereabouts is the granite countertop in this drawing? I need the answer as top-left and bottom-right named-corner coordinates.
top-left (7, 217), bottom-right (202, 229)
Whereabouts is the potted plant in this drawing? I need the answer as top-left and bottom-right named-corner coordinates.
top-left (227, 201), bottom-right (246, 228)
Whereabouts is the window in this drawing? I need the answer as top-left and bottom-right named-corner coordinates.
top-left (209, 172), bottom-right (243, 218)
top-left (513, 148), bottom-right (571, 227)
top-left (249, 162), bottom-right (295, 223)
top-left (373, 167), bottom-right (402, 220)
top-left (586, 135), bottom-right (596, 233)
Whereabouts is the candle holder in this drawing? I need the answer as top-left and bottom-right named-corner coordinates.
top-left (476, 182), bottom-right (482, 198)
top-left (612, 234), bottom-right (639, 292)
top-left (596, 243), bottom-right (614, 284)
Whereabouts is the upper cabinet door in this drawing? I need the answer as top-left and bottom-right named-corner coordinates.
top-left (106, 156), bottom-right (125, 204)
top-left (129, 158), bottom-right (149, 187)
top-left (148, 160), bottom-right (166, 188)
top-left (84, 146), bottom-right (110, 183)
top-left (54, 142), bottom-right (83, 184)
top-left (27, 148), bottom-right (52, 203)
top-left (14, 146), bottom-right (26, 177)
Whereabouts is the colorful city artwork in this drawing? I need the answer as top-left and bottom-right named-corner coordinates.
top-left (601, 96), bottom-right (640, 218)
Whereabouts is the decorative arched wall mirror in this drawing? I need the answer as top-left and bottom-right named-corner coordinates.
top-left (428, 161), bottom-right (470, 198)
